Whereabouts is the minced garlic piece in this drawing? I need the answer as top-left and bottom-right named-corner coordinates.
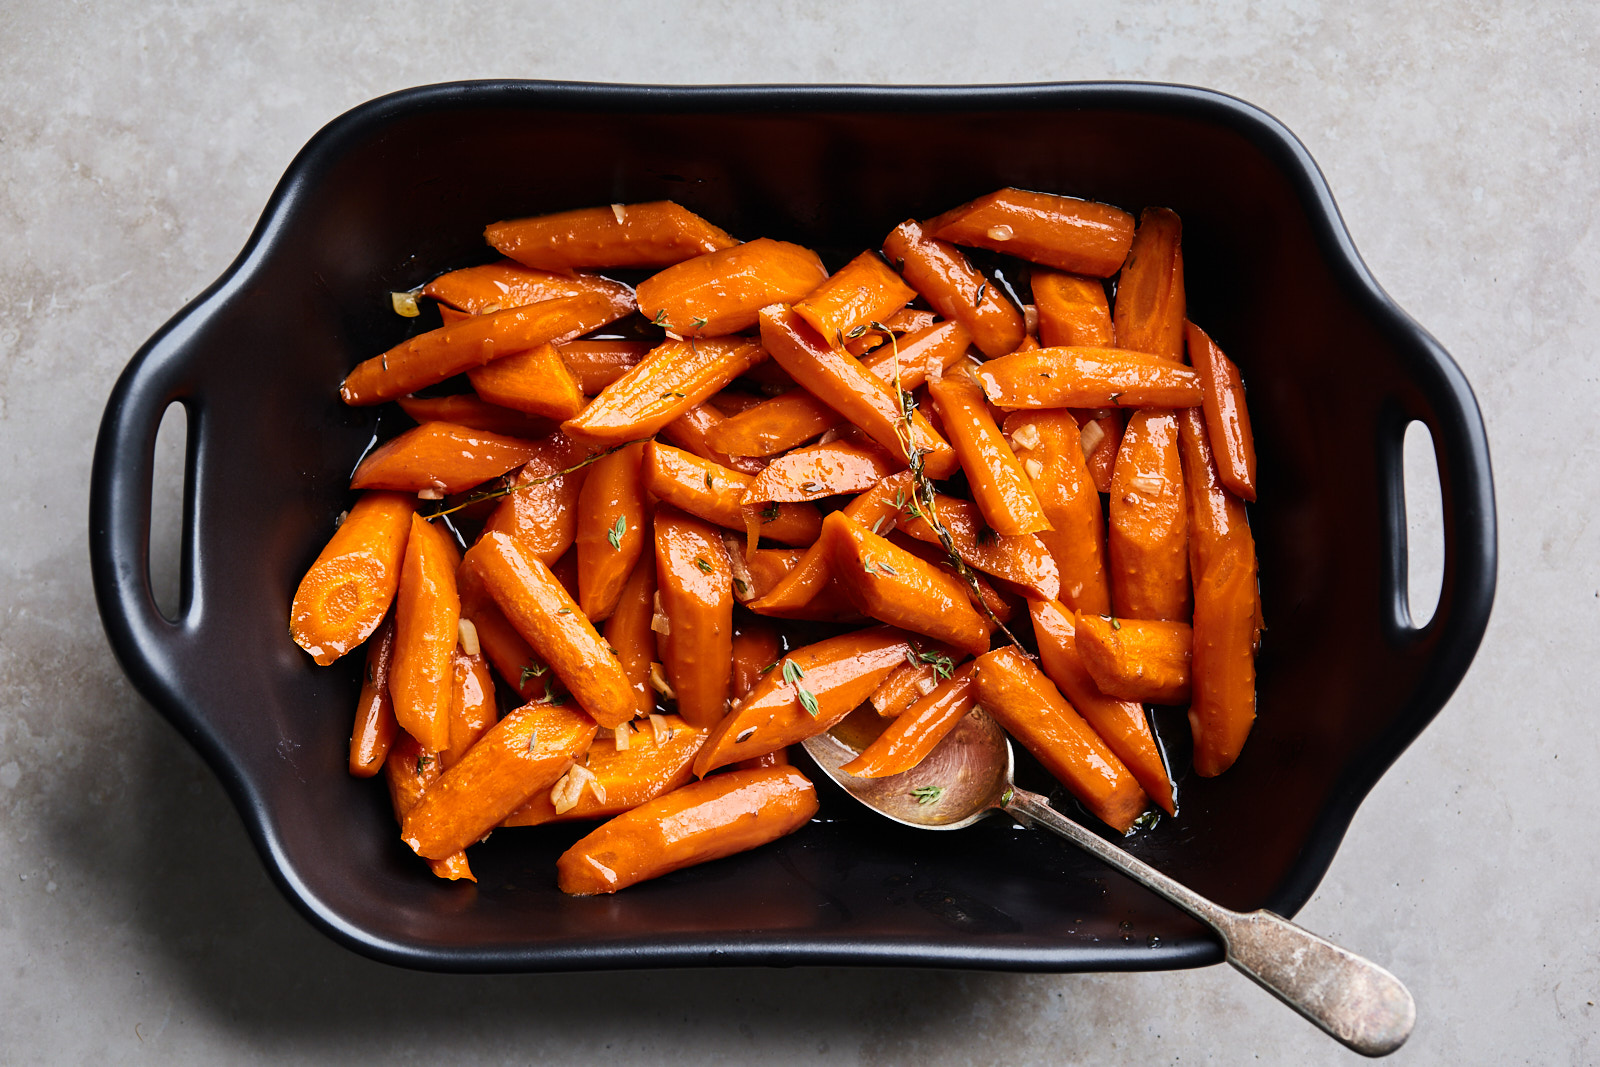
top-left (390, 290), bottom-right (421, 317)
top-left (1010, 422), bottom-right (1042, 451)
top-left (1079, 419), bottom-right (1106, 459)
top-left (457, 618), bottom-right (480, 657)
top-left (649, 662), bottom-right (676, 700)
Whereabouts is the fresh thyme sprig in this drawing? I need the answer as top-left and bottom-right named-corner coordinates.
top-left (425, 438), bottom-right (648, 521)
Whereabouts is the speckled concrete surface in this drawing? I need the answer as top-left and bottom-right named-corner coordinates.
top-left (2, 2), bottom-right (1596, 1063)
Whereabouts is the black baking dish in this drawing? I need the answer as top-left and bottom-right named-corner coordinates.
top-left (89, 81), bottom-right (1495, 972)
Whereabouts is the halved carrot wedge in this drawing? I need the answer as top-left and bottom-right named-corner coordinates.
top-left (654, 504), bottom-right (734, 730)
top-left (396, 394), bottom-right (555, 439)
top-left (731, 619), bottom-right (784, 699)
top-left (1074, 612), bottom-right (1192, 705)
top-left (390, 514), bottom-right (461, 752)
top-left (640, 441), bottom-right (821, 546)
top-left (1176, 405), bottom-right (1260, 639)
top-left (1113, 207), bottom-right (1185, 363)
top-left (729, 541), bottom-right (863, 623)
top-left (924, 189), bottom-right (1135, 278)
top-left (1191, 541), bottom-right (1259, 777)
top-left (486, 201), bottom-right (737, 271)
top-left (348, 614), bottom-right (399, 777)
top-left (562, 337), bottom-right (768, 445)
top-left (841, 661), bottom-right (977, 778)
top-left (1075, 408), bottom-right (1124, 493)
top-left (895, 493), bottom-right (1060, 602)
top-left (637, 238), bottom-right (828, 337)
top-left (882, 220), bottom-right (1025, 358)
top-left (480, 432), bottom-right (591, 566)
top-left (603, 548), bottom-right (659, 719)
top-left (501, 713), bottom-right (705, 827)
top-left (423, 258), bottom-right (636, 316)
top-left (743, 437), bottom-right (898, 503)
top-left (466, 341), bottom-right (586, 420)
top-left (1108, 409), bottom-right (1190, 622)
top-left (929, 369), bottom-right (1050, 536)
top-left (793, 250), bottom-right (916, 346)
top-left (558, 340), bottom-right (653, 395)
top-left (290, 490), bottom-right (413, 665)
top-left (1032, 271), bottom-right (1114, 347)
top-left (845, 308), bottom-right (939, 356)
top-left (973, 347), bottom-right (1203, 409)
top-left (658, 403), bottom-right (766, 475)
top-left (1003, 410), bottom-right (1109, 615)
top-left (384, 734), bottom-right (474, 881)
top-left (439, 651), bottom-right (497, 770)
top-left (574, 441), bottom-right (646, 621)
top-left (1185, 321), bottom-right (1257, 501)
top-left (351, 422), bottom-right (542, 495)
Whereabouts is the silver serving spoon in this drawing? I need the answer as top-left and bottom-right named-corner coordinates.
top-left (803, 710), bottom-right (1415, 1058)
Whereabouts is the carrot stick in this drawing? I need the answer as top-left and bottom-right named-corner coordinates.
top-left (396, 394), bottom-right (555, 439)
top-left (868, 658), bottom-right (948, 718)
top-left (350, 422), bottom-right (543, 495)
top-left (1113, 208), bottom-right (1186, 363)
top-left (1185, 321), bottom-right (1257, 501)
top-left (1075, 408), bottom-right (1124, 493)
top-left (654, 504), bottom-right (734, 729)
top-left (929, 369), bottom-right (1050, 536)
top-left (640, 441), bottom-right (821, 546)
top-left (1176, 406), bottom-right (1260, 640)
top-left (1003, 410), bottom-right (1110, 615)
top-left (501, 714), bottom-right (705, 826)
top-left (558, 340), bottom-right (653, 395)
top-left (384, 734), bottom-right (474, 881)
top-left (401, 700), bottom-right (598, 859)
top-left (1190, 541), bottom-right (1259, 777)
top-left (342, 294), bottom-right (626, 406)
top-left (480, 432), bottom-right (590, 566)
top-left (637, 238), bottom-right (828, 337)
top-left (466, 341), bottom-right (586, 420)
top-left (462, 531), bottom-right (637, 728)
top-left (658, 403), bottom-right (766, 475)
top-left (841, 661), bottom-right (977, 778)
top-left (1032, 271), bottom-right (1114, 347)
top-left (290, 490), bottom-right (414, 665)
top-left (439, 651), bottom-right (497, 770)
top-left (894, 492), bottom-right (1060, 602)
top-left (882, 220), bottom-right (1025, 358)
top-left (887, 531), bottom-right (1018, 624)
top-left (603, 549), bottom-right (659, 719)
top-left (731, 619), bottom-right (784, 700)
top-left (793, 250), bottom-right (916, 346)
top-left (845, 307), bottom-right (939, 356)
top-left (556, 765), bottom-right (818, 895)
top-left (758, 304), bottom-right (958, 478)
top-left (390, 514), bottom-right (461, 752)
top-left (973, 347), bottom-right (1204, 409)
top-left (423, 258), bottom-right (636, 316)
top-left (562, 337), bottom-right (768, 445)
top-left (971, 647), bottom-right (1148, 833)
top-left (464, 593), bottom-right (548, 703)
top-left (348, 614), bottom-right (399, 777)
top-left (730, 540), bottom-right (862, 623)
top-left (1108, 409), bottom-right (1190, 622)
top-left (574, 441), bottom-right (646, 620)
top-left (486, 201), bottom-right (737, 271)
top-left (694, 626), bottom-right (918, 776)
top-left (743, 437), bottom-right (898, 503)
top-left (924, 188), bottom-right (1135, 278)
top-left (1074, 611), bottom-right (1192, 705)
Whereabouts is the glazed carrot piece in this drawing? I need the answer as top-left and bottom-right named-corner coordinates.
top-left (1029, 599), bottom-right (1174, 814)
top-left (556, 765), bottom-right (817, 895)
top-left (397, 394), bottom-right (555, 439)
top-left (1003, 410), bottom-right (1110, 615)
top-left (1177, 406), bottom-right (1259, 624)
top-left (466, 342), bottom-right (586, 420)
top-left (1108, 409), bottom-right (1190, 621)
top-left (972, 647), bottom-right (1148, 833)
top-left (637, 238), bottom-right (828, 337)
top-left (342, 294), bottom-right (625, 406)
top-left (402, 700), bottom-right (598, 859)
top-left (654, 505), bottom-right (734, 730)
top-left (384, 734), bottom-right (473, 881)
top-left (463, 531), bottom-right (636, 728)
top-left (973, 347), bottom-right (1203, 409)
top-left (882, 220), bottom-right (1025, 358)
top-left (439, 651), bottom-right (497, 770)
top-left (1113, 207), bottom-right (1186, 363)
top-left (924, 189), bottom-right (1135, 278)
top-left (1076, 408), bottom-right (1124, 494)
top-left (1074, 612), bottom-right (1192, 705)
top-left (604, 550), bottom-right (659, 718)
top-left (639, 441), bottom-right (821, 546)
top-left (423, 258), bottom-right (637, 316)
top-left (887, 531), bottom-right (1019, 624)
top-left (390, 514), bottom-right (461, 752)
top-left (758, 304), bottom-right (958, 478)
top-left (481, 432), bottom-right (590, 566)
top-left (694, 626), bottom-right (918, 775)
top-left (350, 422), bottom-right (543, 495)
top-left (821, 512), bottom-right (991, 657)
top-left (1185, 321), bottom-right (1257, 501)
top-left (743, 437), bottom-right (898, 503)
top-left (706, 389), bottom-right (768, 416)
top-left (868, 658), bottom-right (946, 718)
top-left (658, 403), bottom-right (766, 475)
top-left (574, 441), bottom-right (646, 620)
top-left (1191, 541), bottom-right (1259, 777)
top-left (793, 250), bottom-right (916, 346)
top-left (465, 595), bottom-right (548, 703)
top-left (731, 619), bottom-right (784, 699)
top-left (929, 369), bottom-right (1050, 536)
top-left (895, 492), bottom-right (1060, 602)
top-left (557, 340), bottom-right (652, 395)
top-left (290, 490), bottom-right (413, 665)
top-left (730, 541), bottom-right (862, 623)
top-left (562, 337), bottom-right (767, 445)
top-left (348, 614), bottom-right (399, 777)
top-left (486, 201), bottom-right (737, 271)
top-left (845, 308), bottom-right (939, 356)
top-left (706, 320), bottom-right (971, 458)
top-left (1032, 271), bottom-right (1114, 347)
top-left (437, 305), bottom-right (471, 324)
top-left (842, 661), bottom-right (978, 778)
top-left (502, 714), bottom-right (705, 826)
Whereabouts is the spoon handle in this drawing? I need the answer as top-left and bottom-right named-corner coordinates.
top-left (1002, 787), bottom-right (1415, 1057)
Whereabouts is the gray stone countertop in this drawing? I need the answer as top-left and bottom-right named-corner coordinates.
top-left (2, 3), bottom-right (1595, 1063)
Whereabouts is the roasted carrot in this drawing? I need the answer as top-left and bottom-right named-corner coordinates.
top-left (389, 514), bottom-right (461, 752)
top-left (1074, 612), bottom-right (1192, 705)
top-left (558, 340), bottom-right (653, 395)
top-left (1190, 541), bottom-right (1258, 777)
top-left (556, 765), bottom-right (817, 895)
top-left (887, 531), bottom-right (1019, 624)
top-left (1176, 406), bottom-right (1258, 623)
top-left (793, 250), bottom-right (917, 346)
top-left (466, 341), bottom-right (586, 420)
top-left (694, 626), bottom-right (917, 775)
top-left (845, 308), bottom-right (939, 356)
top-left (463, 531), bottom-right (636, 728)
top-left (1114, 208), bottom-right (1186, 363)
top-left (924, 189), bottom-right (1135, 278)
top-left (439, 651), bottom-right (497, 770)
top-left (639, 441), bottom-right (821, 546)
top-left (401, 700), bottom-right (598, 859)
top-left (658, 403), bottom-right (766, 475)
top-left (929, 369), bottom-right (1050, 536)
top-left (342, 294), bottom-right (625, 406)
top-left (730, 541), bottom-right (862, 623)
top-left (1003, 410), bottom-right (1110, 615)
top-left (464, 594), bottom-right (548, 703)
top-left (574, 441), bottom-right (646, 620)
top-left (758, 304), bottom-right (958, 478)
top-left (822, 512), bottom-right (991, 657)
top-left (743, 437), bottom-right (898, 503)
top-left (868, 657), bottom-right (948, 718)
top-left (654, 505), bottom-right (734, 729)
top-left (502, 714), bottom-right (705, 826)
top-left (731, 619), bottom-right (784, 700)
top-left (972, 647), bottom-right (1148, 833)
top-left (348, 614), bottom-right (399, 777)
top-left (486, 201), bottom-right (737, 271)
top-left (841, 661), bottom-right (978, 778)
top-left (1029, 599), bottom-right (1174, 814)
top-left (604, 550), bottom-right (659, 718)
top-left (1076, 408), bottom-right (1124, 493)
top-left (973, 347), bottom-right (1203, 409)
top-left (424, 258), bottom-right (636, 317)
top-left (1185, 321), bottom-right (1257, 501)
top-left (1108, 409), bottom-right (1190, 622)
top-left (895, 492), bottom-right (1061, 602)
top-left (384, 733), bottom-right (473, 881)
top-left (882, 220), bottom-right (1025, 358)
top-left (562, 337), bottom-right (768, 445)
top-left (480, 432), bottom-right (590, 566)
top-left (397, 394), bottom-right (554, 439)
top-left (290, 490), bottom-right (413, 665)
top-left (350, 422), bottom-right (543, 495)
top-left (637, 238), bottom-right (828, 337)
top-left (1032, 271), bottom-right (1114, 347)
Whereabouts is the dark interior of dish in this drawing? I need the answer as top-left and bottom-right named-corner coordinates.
top-left (92, 83), bottom-right (1494, 972)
